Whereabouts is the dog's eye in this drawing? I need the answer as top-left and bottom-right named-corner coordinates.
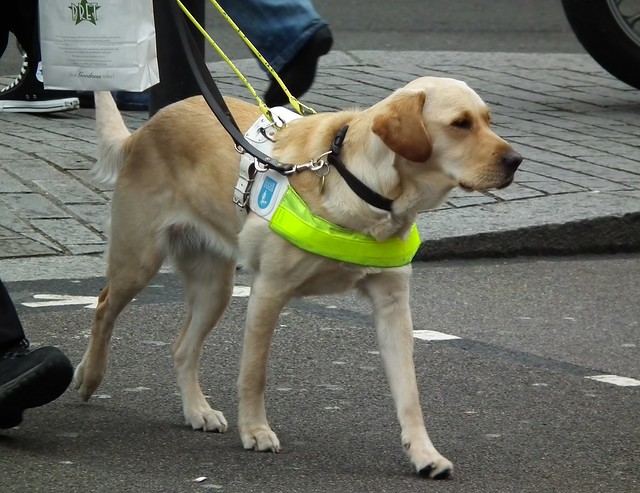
top-left (451, 118), bottom-right (472, 130)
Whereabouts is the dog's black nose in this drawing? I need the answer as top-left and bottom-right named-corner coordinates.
top-left (501, 151), bottom-right (523, 172)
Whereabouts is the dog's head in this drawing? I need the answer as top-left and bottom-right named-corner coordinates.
top-left (369, 76), bottom-right (522, 194)
top-left (277, 76), bottom-right (522, 240)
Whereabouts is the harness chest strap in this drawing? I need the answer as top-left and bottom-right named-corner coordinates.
top-left (270, 187), bottom-right (421, 268)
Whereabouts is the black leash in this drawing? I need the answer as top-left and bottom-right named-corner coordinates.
top-left (170, 0), bottom-right (394, 211)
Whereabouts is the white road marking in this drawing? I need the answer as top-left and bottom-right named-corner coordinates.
top-left (585, 375), bottom-right (640, 387)
top-left (23, 294), bottom-right (99, 309)
top-left (413, 330), bottom-right (461, 341)
top-left (22, 286), bottom-right (252, 309)
top-left (233, 286), bottom-right (251, 297)
top-left (123, 386), bottom-right (152, 392)
top-left (141, 340), bottom-right (170, 346)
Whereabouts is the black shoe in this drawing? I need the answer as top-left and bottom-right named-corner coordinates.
top-left (0, 54), bottom-right (79, 113)
top-left (0, 345), bottom-right (73, 428)
top-left (264, 25), bottom-right (333, 107)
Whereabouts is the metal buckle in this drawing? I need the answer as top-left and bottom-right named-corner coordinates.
top-left (254, 157), bottom-right (270, 172)
top-left (282, 151), bottom-right (331, 175)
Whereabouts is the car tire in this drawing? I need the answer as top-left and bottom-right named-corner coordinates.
top-left (562, 0), bottom-right (640, 89)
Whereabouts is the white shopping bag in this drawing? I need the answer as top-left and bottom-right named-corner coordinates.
top-left (39, 0), bottom-right (160, 91)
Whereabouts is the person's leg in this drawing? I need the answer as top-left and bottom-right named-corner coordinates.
top-left (221, 0), bottom-right (327, 72)
top-left (219, 0), bottom-right (333, 106)
top-left (148, 0), bottom-right (332, 114)
top-left (148, 0), bottom-right (205, 115)
top-left (0, 279), bottom-right (73, 429)
top-left (0, 0), bottom-right (79, 113)
top-left (4, 0), bottom-right (38, 60)
top-left (0, 278), bottom-right (27, 350)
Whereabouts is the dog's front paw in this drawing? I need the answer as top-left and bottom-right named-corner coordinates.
top-left (185, 406), bottom-right (228, 433)
top-left (240, 425), bottom-right (281, 453)
top-left (405, 442), bottom-right (453, 479)
top-left (416, 456), bottom-right (453, 479)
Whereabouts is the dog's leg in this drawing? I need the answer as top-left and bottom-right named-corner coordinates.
top-left (237, 274), bottom-right (288, 452)
top-left (75, 239), bottom-right (163, 401)
top-left (358, 269), bottom-right (453, 479)
top-left (173, 254), bottom-right (236, 432)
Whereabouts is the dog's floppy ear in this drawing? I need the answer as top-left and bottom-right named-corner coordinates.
top-left (371, 91), bottom-right (431, 163)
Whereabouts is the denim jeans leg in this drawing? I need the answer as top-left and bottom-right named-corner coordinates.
top-left (219, 0), bottom-right (328, 72)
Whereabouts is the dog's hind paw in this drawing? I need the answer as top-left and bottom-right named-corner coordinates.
top-left (186, 408), bottom-right (228, 433)
top-left (241, 425), bottom-right (281, 453)
top-left (74, 360), bottom-right (105, 402)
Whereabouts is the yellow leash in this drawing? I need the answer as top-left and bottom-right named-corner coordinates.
top-left (176, 0), bottom-right (317, 122)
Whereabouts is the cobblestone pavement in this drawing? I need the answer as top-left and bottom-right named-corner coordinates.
top-left (0, 51), bottom-right (639, 280)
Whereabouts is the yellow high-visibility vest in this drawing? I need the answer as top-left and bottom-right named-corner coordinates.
top-left (241, 107), bottom-right (421, 268)
top-left (269, 186), bottom-right (420, 268)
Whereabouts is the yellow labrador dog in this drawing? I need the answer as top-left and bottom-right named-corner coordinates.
top-left (76, 77), bottom-right (521, 479)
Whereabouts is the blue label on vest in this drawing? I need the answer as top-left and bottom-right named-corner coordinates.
top-left (258, 176), bottom-right (278, 210)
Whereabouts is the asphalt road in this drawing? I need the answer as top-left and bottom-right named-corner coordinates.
top-left (0, 0), bottom-right (584, 75)
top-left (1, 255), bottom-right (639, 492)
top-left (208, 0), bottom-right (585, 57)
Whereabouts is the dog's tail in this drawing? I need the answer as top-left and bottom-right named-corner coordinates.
top-left (93, 91), bottom-right (133, 186)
